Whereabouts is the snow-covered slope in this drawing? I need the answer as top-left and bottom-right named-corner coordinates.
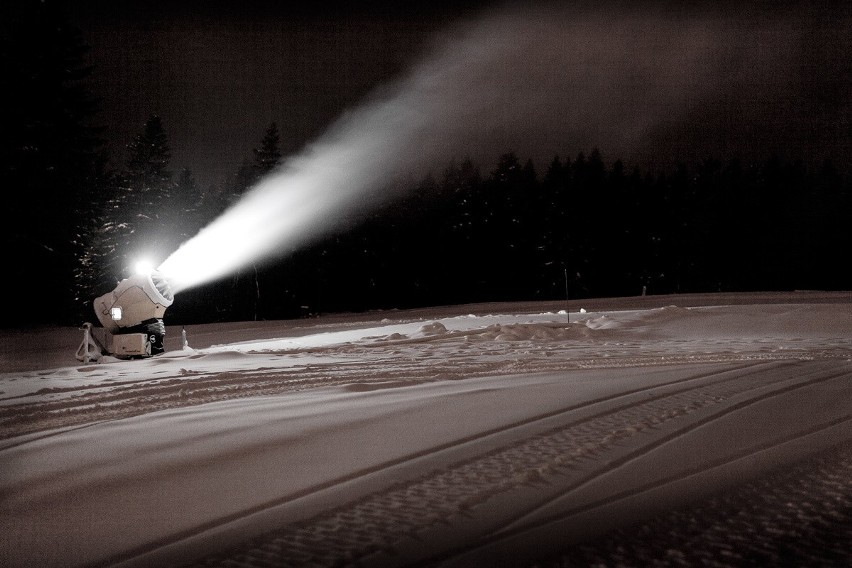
top-left (1, 293), bottom-right (850, 567)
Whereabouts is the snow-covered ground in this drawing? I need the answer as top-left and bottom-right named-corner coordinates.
top-left (1, 292), bottom-right (850, 567)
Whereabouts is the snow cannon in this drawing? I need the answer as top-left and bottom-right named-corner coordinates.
top-left (91, 270), bottom-right (174, 358)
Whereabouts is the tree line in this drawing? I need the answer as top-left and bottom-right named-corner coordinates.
top-left (213, 149), bottom-right (849, 322)
top-left (81, 123), bottom-right (852, 324)
top-left (3, 1), bottom-right (850, 325)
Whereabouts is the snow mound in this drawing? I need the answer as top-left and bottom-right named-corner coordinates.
top-left (585, 315), bottom-right (619, 330)
top-left (477, 323), bottom-right (584, 342)
top-left (417, 322), bottom-right (448, 337)
top-left (365, 332), bottom-right (410, 343)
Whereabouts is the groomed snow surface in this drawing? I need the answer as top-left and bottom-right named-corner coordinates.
top-left (1, 291), bottom-right (850, 567)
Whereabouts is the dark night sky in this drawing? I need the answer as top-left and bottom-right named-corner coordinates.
top-left (68, 1), bottom-right (851, 189)
top-left (68, 1), bottom-right (483, 188)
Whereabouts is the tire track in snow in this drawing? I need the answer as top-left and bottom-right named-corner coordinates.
top-left (427, 371), bottom-right (852, 567)
top-left (102, 361), bottom-right (771, 568)
top-left (378, 364), bottom-right (852, 567)
top-left (174, 361), bottom-right (845, 568)
top-left (534, 443), bottom-right (852, 567)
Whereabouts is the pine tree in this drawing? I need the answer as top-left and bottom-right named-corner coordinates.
top-left (116, 116), bottom-right (175, 270)
top-left (2, 0), bottom-right (105, 323)
top-left (253, 122), bottom-right (282, 180)
top-left (123, 115), bottom-right (173, 208)
top-left (217, 123), bottom-right (283, 321)
top-left (80, 116), bottom-right (176, 300)
top-left (172, 168), bottom-right (204, 242)
top-left (538, 156), bottom-right (567, 296)
top-left (228, 159), bottom-right (255, 202)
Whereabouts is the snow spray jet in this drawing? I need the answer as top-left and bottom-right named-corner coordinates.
top-left (157, 3), bottom-right (826, 293)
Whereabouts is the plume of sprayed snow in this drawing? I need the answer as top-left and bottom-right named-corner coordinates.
top-left (158, 3), bottom-right (842, 293)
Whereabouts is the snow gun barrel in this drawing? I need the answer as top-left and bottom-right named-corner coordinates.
top-left (92, 270), bottom-right (174, 358)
